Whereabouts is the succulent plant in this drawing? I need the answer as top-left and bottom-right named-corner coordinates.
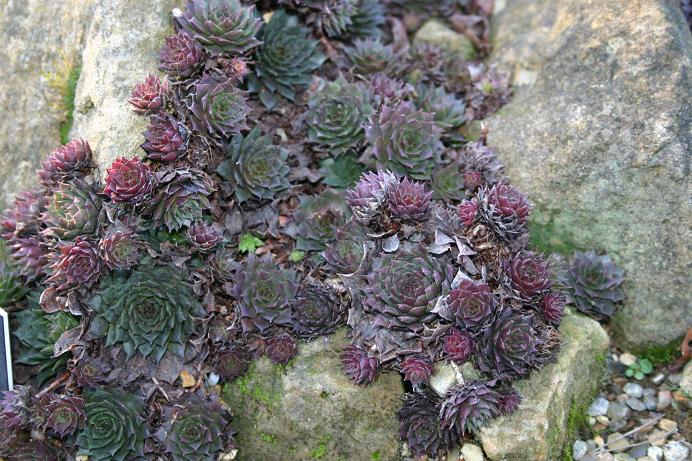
top-left (216, 126), bottom-right (290, 203)
top-left (503, 251), bottom-right (552, 298)
top-left (480, 309), bottom-right (540, 379)
top-left (158, 397), bottom-right (233, 461)
top-left (3, 190), bottom-right (45, 237)
top-left (345, 38), bottom-right (400, 75)
top-left (150, 168), bottom-right (215, 231)
top-left (142, 113), bottom-right (189, 162)
top-left (459, 199), bottom-right (479, 226)
top-left (127, 74), bottom-right (169, 115)
top-left (287, 191), bottom-right (350, 251)
top-left (319, 155), bottom-right (366, 189)
top-left (368, 73), bottom-right (414, 106)
top-left (466, 65), bottom-right (511, 120)
top-left (398, 391), bottom-right (452, 458)
top-left (415, 83), bottom-right (466, 143)
top-left (341, 344), bottom-right (379, 385)
top-left (0, 385), bottom-right (31, 430)
top-left (323, 219), bottom-right (367, 274)
top-left (174, 0), bottom-right (262, 55)
top-left (437, 280), bottom-right (495, 333)
top-left (248, 10), bottom-right (326, 108)
top-left (498, 388), bottom-right (522, 415)
top-left (344, 170), bottom-right (399, 223)
top-left (40, 179), bottom-right (102, 239)
top-left (46, 238), bottom-right (102, 290)
top-left (0, 255), bottom-right (28, 307)
top-left (9, 237), bottom-right (48, 281)
top-left (287, 0), bottom-right (359, 38)
top-left (188, 74), bottom-right (249, 137)
top-left (443, 328), bottom-right (473, 364)
top-left (363, 246), bottom-right (452, 333)
top-left (210, 246), bottom-right (237, 282)
top-left (103, 157), bottom-right (154, 204)
top-left (388, 178), bottom-right (432, 221)
top-left (540, 292), bottom-right (565, 325)
top-left (234, 254), bottom-right (298, 333)
top-left (160, 31), bottom-right (203, 78)
top-left (291, 285), bottom-right (343, 337)
top-left (349, 0), bottom-right (385, 39)
top-left (186, 221), bottom-right (224, 252)
top-left (266, 333), bottom-right (298, 365)
top-left (456, 141), bottom-right (505, 192)
top-left (99, 231), bottom-right (145, 270)
top-left (565, 251), bottom-right (625, 320)
top-left (71, 355), bottom-right (111, 388)
top-left (486, 182), bottom-right (531, 225)
top-left (42, 394), bottom-right (86, 437)
top-left (215, 349), bottom-right (250, 381)
top-left (431, 163), bottom-right (467, 202)
top-left (38, 139), bottom-right (93, 185)
top-left (14, 302), bottom-right (79, 386)
top-left (306, 78), bottom-right (373, 156)
top-left (400, 355), bottom-right (433, 385)
top-left (363, 101), bottom-right (442, 180)
top-left (77, 388), bottom-right (146, 461)
top-left (90, 265), bottom-right (204, 361)
top-left (439, 381), bottom-right (500, 435)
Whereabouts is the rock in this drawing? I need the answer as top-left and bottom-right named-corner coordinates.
top-left (461, 443), bottom-right (485, 461)
top-left (643, 395), bottom-right (658, 411)
top-left (624, 383), bottom-right (644, 398)
top-left (647, 446), bottom-right (663, 461)
top-left (607, 432), bottom-right (630, 452)
top-left (479, 310), bottom-right (609, 461)
top-left (625, 398), bottom-right (646, 412)
top-left (657, 419), bottom-right (677, 433)
top-left (71, 0), bottom-right (178, 174)
top-left (0, 0), bottom-right (95, 209)
top-left (656, 391), bottom-right (673, 410)
top-left (680, 361), bottom-right (692, 396)
top-left (614, 454), bottom-right (636, 461)
top-left (596, 416), bottom-right (610, 426)
top-left (628, 443), bottom-right (650, 459)
top-left (413, 19), bottom-right (476, 60)
top-left (573, 440), bottom-right (589, 460)
top-left (608, 402), bottom-right (630, 422)
top-left (651, 373), bottom-right (666, 386)
top-left (222, 329), bottom-right (403, 461)
top-left (588, 397), bottom-right (610, 416)
top-left (620, 354), bottom-right (637, 367)
top-left (486, 0), bottom-right (692, 348)
top-left (429, 361), bottom-right (459, 397)
top-left (638, 457), bottom-right (655, 461)
top-left (662, 441), bottom-right (689, 461)
top-left (647, 429), bottom-right (669, 447)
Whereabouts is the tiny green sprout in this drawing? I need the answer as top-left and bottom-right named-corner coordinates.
top-left (625, 358), bottom-right (653, 380)
top-left (289, 250), bottom-right (305, 263)
top-left (238, 233), bottom-right (264, 254)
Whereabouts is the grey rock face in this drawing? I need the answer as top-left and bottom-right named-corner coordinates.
top-left (486, 0), bottom-right (692, 348)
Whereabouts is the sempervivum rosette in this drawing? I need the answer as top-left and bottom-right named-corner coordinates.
top-left (0, 266), bottom-right (27, 308)
top-left (459, 199), bottom-right (479, 226)
top-left (234, 254), bottom-right (298, 333)
top-left (344, 170), bottom-right (399, 224)
top-left (174, 0), bottom-right (261, 55)
top-left (46, 238), bottom-right (102, 291)
top-left (415, 83), bottom-right (466, 144)
top-left (99, 231), bottom-right (145, 270)
top-left (477, 181), bottom-right (531, 240)
top-left (323, 220), bottom-right (367, 275)
top-left (363, 100), bottom-right (443, 180)
top-left (387, 178), bottom-right (432, 222)
top-left (306, 77), bottom-right (373, 156)
top-left (503, 250), bottom-right (552, 298)
top-left (291, 285), bottom-right (344, 337)
top-left (215, 348), bottom-right (250, 381)
top-left (142, 113), bottom-right (189, 162)
top-left (150, 168), bottom-right (215, 231)
top-left (127, 74), bottom-right (169, 115)
top-left (3, 190), bottom-right (45, 236)
top-left (480, 309), bottom-right (541, 379)
top-left (188, 74), bottom-right (249, 138)
top-left (363, 246), bottom-right (452, 334)
top-left (9, 237), bottom-right (48, 281)
top-left (77, 388), bottom-right (146, 461)
top-left (103, 157), bottom-right (154, 204)
top-left (341, 344), bottom-right (379, 385)
top-left (565, 251), bottom-right (625, 320)
top-left (89, 265), bottom-right (204, 361)
top-left (286, 191), bottom-right (350, 252)
top-left (345, 38), bottom-right (400, 75)
top-left (443, 328), bottom-right (473, 364)
top-left (157, 396), bottom-right (234, 461)
top-left (439, 381), bottom-right (501, 435)
top-left (248, 10), bottom-right (326, 108)
top-left (398, 391), bottom-right (453, 458)
top-left (210, 246), bottom-right (237, 282)
top-left (40, 179), bottom-right (102, 239)
top-left (436, 279), bottom-right (496, 334)
top-left (266, 333), bottom-right (298, 365)
top-left (216, 126), bottom-right (290, 203)
top-left (160, 31), bottom-right (203, 79)
top-left (457, 141), bottom-right (505, 192)
top-left (540, 292), bottom-right (565, 325)
top-left (349, 0), bottom-right (385, 39)
top-left (186, 221), bottom-right (224, 253)
top-left (38, 139), bottom-right (93, 185)
top-left (41, 394), bottom-right (86, 437)
top-left (400, 355), bottom-right (433, 385)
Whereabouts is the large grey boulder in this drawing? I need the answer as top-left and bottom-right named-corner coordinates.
top-left (0, 0), bottom-right (95, 210)
top-left (485, 0), bottom-right (692, 348)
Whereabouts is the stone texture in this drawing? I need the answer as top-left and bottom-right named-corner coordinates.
top-left (222, 329), bottom-right (403, 461)
top-left (0, 0), bottom-right (95, 210)
top-left (414, 19), bottom-right (476, 60)
top-left (479, 310), bottom-right (609, 461)
top-left (485, 0), bottom-right (692, 348)
top-left (680, 360), bottom-right (692, 397)
top-left (71, 0), bottom-right (179, 174)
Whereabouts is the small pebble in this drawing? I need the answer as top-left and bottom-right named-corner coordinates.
top-left (460, 443), bottom-right (484, 461)
top-left (608, 432), bottom-right (630, 452)
top-left (667, 374), bottom-right (682, 385)
top-left (643, 388), bottom-right (657, 397)
top-left (595, 435), bottom-right (605, 447)
top-left (657, 419), bottom-right (677, 433)
top-left (628, 443), bottom-right (650, 458)
top-left (662, 441), bottom-right (689, 461)
top-left (620, 353), bottom-right (637, 366)
top-left (626, 398), bottom-right (646, 411)
top-left (588, 416), bottom-right (597, 425)
top-left (596, 415), bottom-right (610, 425)
top-left (656, 391), bottom-right (672, 410)
top-left (647, 429), bottom-right (668, 447)
top-left (608, 402), bottom-right (630, 421)
top-left (624, 382), bottom-right (644, 398)
top-left (651, 373), bottom-right (666, 385)
top-left (587, 440), bottom-right (599, 451)
top-left (647, 445), bottom-right (663, 461)
top-left (614, 454), bottom-right (635, 461)
top-left (637, 457), bottom-right (654, 461)
top-left (573, 440), bottom-right (588, 460)
top-left (643, 395), bottom-right (658, 411)
top-left (589, 397), bottom-right (610, 416)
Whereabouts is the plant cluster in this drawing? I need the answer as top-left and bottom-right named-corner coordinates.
top-left (0, 0), bottom-right (520, 459)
